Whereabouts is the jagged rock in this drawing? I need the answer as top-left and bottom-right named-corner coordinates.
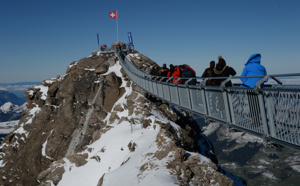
top-left (113, 104), bottom-right (124, 112)
top-left (159, 103), bottom-right (180, 121)
top-left (37, 159), bottom-right (66, 185)
top-left (68, 154), bottom-right (88, 167)
top-left (117, 116), bottom-right (129, 124)
top-left (141, 118), bottom-right (152, 128)
top-left (91, 51), bottom-right (99, 59)
top-left (128, 141), bottom-right (137, 152)
top-left (95, 65), bottom-right (109, 74)
top-left (92, 130), bottom-right (101, 142)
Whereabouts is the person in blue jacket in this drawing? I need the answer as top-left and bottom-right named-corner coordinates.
top-left (241, 53), bottom-right (267, 126)
top-left (241, 53), bottom-right (267, 88)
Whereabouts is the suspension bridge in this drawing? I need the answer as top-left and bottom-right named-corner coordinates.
top-left (116, 50), bottom-right (300, 151)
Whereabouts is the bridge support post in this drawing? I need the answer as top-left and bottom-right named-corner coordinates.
top-left (223, 90), bottom-right (232, 125)
top-left (227, 90), bottom-right (236, 126)
top-left (265, 93), bottom-right (276, 137)
top-left (258, 91), bottom-right (270, 136)
top-left (200, 82), bottom-right (209, 117)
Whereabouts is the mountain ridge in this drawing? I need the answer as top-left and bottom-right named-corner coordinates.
top-left (0, 44), bottom-right (242, 185)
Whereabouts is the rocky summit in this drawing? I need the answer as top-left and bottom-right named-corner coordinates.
top-left (0, 43), bottom-right (243, 186)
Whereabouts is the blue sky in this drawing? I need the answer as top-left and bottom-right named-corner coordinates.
top-left (1, 0), bottom-right (299, 83)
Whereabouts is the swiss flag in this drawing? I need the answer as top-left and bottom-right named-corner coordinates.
top-left (109, 11), bottom-right (117, 19)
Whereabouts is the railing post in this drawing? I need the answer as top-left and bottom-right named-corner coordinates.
top-left (227, 90), bottom-right (236, 126)
top-left (160, 78), bottom-right (165, 99)
top-left (151, 76), bottom-right (155, 94)
top-left (166, 77), bottom-right (173, 102)
top-left (255, 75), bottom-right (269, 88)
top-left (185, 79), bottom-right (193, 110)
top-left (221, 78), bottom-right (233, 124)
top-left (258, 90), bottom-right (270, 136)
top-left (200, 79), bottom-right (209, 117)
top-left (174, 78), bottom-right (182, 106)
top-left (154, 77), bottom-right (160, 95)
top-left (265, 93), bottom-right (276, 137)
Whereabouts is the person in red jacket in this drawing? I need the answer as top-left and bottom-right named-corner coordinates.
top-left (167, 64), bottom-right (174, 77)
top-left (167, 64), bottom-right (182, 84)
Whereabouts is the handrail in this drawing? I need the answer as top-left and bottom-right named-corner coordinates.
top-left (117, 51), bottom-right (300, 150)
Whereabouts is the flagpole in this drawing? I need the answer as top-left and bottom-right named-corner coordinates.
top-left (117, 10), bottom-right (118, 42)
top-left (97, 33), bottom-right (100, 51)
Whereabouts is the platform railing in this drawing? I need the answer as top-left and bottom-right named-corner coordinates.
top-left (117, 52), bottom-right (300, 150)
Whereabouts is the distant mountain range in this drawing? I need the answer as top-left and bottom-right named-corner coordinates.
top-left (0, 82), bottom-right (39, 132)
top-left (0, 90), bottom-right (26, 106)
top-left (0, 82), bottom-right (40, 97)
top-left (0, 102), bottom-right (26, 122)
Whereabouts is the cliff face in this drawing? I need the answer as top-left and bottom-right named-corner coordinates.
top-left (0, 44), bottom-right (239, 185)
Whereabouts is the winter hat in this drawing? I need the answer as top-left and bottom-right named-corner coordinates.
top-left (218, 55), bottom-right (226, 65)
top-left (246, 53), bottom-right (261, 65)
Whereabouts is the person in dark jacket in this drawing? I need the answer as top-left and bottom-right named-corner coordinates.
top-left (183, 64), bottom-right (196, 76)
top-left (179, 65), bottom-right (196, 85)
top-left (202, 61), bottom-right (215, 86)
top-left (159, 64), bottom-right (170, 77)
top-left (241, 53), bottom-right (267, 88)
top-left (212, 56), bottom-right (236, 87)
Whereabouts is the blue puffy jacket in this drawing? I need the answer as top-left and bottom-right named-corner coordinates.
top-left (241, 53), bottom-right (267, 88)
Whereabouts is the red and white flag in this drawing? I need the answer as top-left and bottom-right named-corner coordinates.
top-left (109, 11), bottom-right (117, 19)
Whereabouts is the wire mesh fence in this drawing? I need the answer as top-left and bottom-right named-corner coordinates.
top-left (118, 52), bottom-right (300, 149)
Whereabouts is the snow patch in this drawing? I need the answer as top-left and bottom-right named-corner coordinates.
top-left (13, 123), bottom-right (29, 138)
top-left (0, 102), bottom-right (13, 113)
top-left (202, 122), bottom-right (221, 136)
top-left (84, 68), bottom-right (95, 71)
top-left (262, 171), bottom-right (277, 180)
top-left (42, 129), bottom-right (54, 160)
top-left (68, 61), bottom-right (78, 69)
top-left (35, 85), bottom-right (48, 100)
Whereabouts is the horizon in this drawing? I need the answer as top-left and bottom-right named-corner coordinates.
top-left (1, 0), bottom-right (299, 83)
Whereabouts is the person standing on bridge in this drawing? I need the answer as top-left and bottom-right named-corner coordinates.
top-left (212, 56), bottom-right (236, 117)
top-left (179, 65), bottom-right (196, 85)
top-left (202, 61), bottom-right (215, 86)
top-left (212, 56), bottom-right (236, 87)
top-left (183, 64), bottom-right (196, 76)
top-left (241, 53), bottom-right (267, 126)
top-left (167, 64), bottom-right (182, 84)
top-left (159, 64), bottom-right (170, 77)
top-left (241, 53), bottom-right (267, 88)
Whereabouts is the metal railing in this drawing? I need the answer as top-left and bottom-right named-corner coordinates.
top-left (117, 52), bottom-right (300, 150)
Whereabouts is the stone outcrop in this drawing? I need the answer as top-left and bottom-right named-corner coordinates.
top-left (0, 47), bottom-right (241, 185)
